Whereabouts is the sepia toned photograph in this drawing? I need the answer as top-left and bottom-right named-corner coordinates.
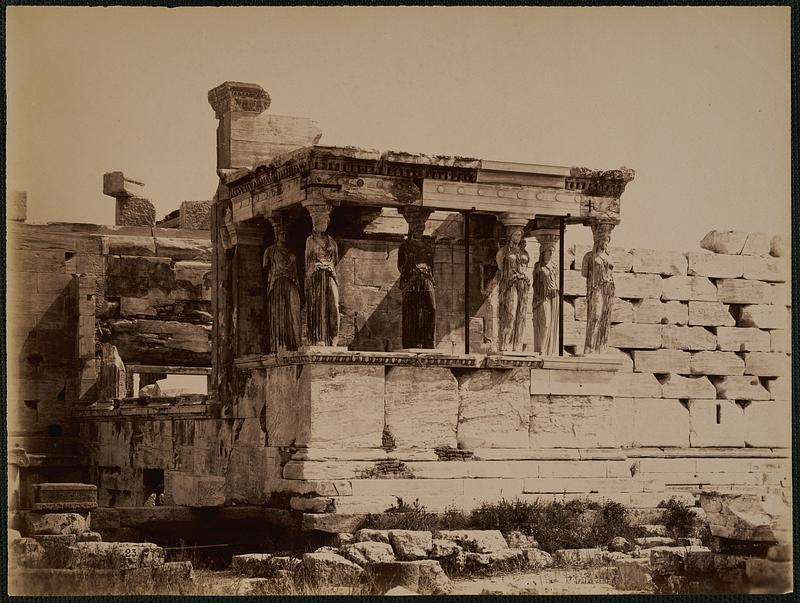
top-left (5, 5), bottom-right (793, 596)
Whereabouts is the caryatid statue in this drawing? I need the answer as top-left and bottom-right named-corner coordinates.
top-left (263, 217), bottom-right (301, 353)
top-left (496, 224), bottom-right (531, 352)
top-left (304, 204), bottom-right (340, 347)
top-left (398, 206), bottom-right (436, 349)
top-left (582, 221), bottom-right (616, 354)
top-left (531, 231), bottom-right (560, 355)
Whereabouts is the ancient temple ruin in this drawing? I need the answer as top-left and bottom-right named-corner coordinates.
top-left (8, 81), bottom-right (790, 542)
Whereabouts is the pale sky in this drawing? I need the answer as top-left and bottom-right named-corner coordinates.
top-left (5, 6), bottom-right (791, 251)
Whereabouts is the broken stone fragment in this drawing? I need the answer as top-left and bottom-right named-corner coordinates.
top-left (24, 512), bottom-right (90, 536)
top-left (103, 171), bottom-right (145, 198)
top-left (340, 541), bottom-right (396, 566)
top-left (436, 530), bottom-right (509, 553)
top-left (366, 560), bottom-right (451, 595)
top-left (302, 551), bottom-right (364, 586)
top-left (388, 530), bottom-right (433, 561)
top-left (699, 230), bottom-right (748, 255)
top-left (355, 528), bottom-right (390, 544)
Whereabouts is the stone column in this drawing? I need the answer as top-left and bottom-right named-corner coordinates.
top-left (582, 220), bottom-right (617, 355)
top-left (301, 197), bottom-right (341, 347)
top-left (495, 213), bottom-right (533, 353)
top-left (397, 206), bottom-right (436, 349)
top-left (531, 224), bottom-right (561, 355)
top-left (208, 82), bottom-right (272, 171)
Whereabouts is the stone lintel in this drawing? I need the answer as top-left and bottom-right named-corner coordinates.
top-left (103, 171), bottom-right (145, 198)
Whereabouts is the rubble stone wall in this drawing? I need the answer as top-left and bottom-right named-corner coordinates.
top-left (8, 222), bottom-right (212, 438)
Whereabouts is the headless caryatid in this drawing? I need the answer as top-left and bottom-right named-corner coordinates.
top-left (398, 207), bottom-right (436, 348)
top-left (263, 219), bottom-right (301, 352)
top-left (582, 222), bottom-right (616, 355)
top-left (531, 232), bottom-right (560, 355)
top-left (305, 206), bottom-right (340, 346)
top-left (496, 226), bottom-right (531, 352)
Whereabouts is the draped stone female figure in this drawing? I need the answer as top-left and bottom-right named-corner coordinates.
top-left (531, 236), bottom-right (560, 355)
top-left (496, 228), bottom-right (531, 352)
top-left (582, 223), bottom-right (615, 354)
top-left (398, 218), bottom-right (436, 348)
top-left (263, 225), bottom-right (301, 352)
top-left (305, 209), bottom-right (340, 346)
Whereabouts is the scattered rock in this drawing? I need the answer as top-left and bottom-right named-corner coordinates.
top-left (388, 530), bottom-right (432, 561)
top-left (138, 382), bottom-right (162, 397)
top-left (614, 558), bottom-right (653, 591)
top-left (334, 532), bottom-right (356, 546)
top-left (699, 492), bottom-right (790, 543)
top-left (24, 512), bottom-right (90, 536)
top-left (522, 548), bottom-right (554, 569)
top-left (232, 553), bottom-right (275, 577)
top-left (554, 548), bottom-right (604, 566)
top-left (634, 537), bottom-right (676, 549)
top-left (355, 529), bottom-right (390, 544)
top-left (302, 551), bottom-right (364, 586)
top-left (700, 230), bottom-right (747, 255)
top-left (341, 542), bottom-right (396, 566)
top-left (429, 538), bottom-right (461, 559)
top-left (464, 549), bottom-right (525, 573)
top-left (437, 530), bottom-right (509, 553)
top-left (70, 542), bottom-right (165, 569)
top-left (368, 560), bottom-right (451, 595)
top-left (608, 537), bottom-right (633, 553)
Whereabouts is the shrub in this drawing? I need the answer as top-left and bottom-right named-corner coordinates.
top-left (658, 497), bottom-right (700, 539)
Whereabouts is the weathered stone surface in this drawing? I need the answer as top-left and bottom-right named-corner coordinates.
top-left (116, 197), bottom-right (156, 227)
top-left (634, 536), bottom-right (676, 548)
top-left (735, 304), bottom-right (789, 329)
top-left (103, 171), bottom-right (145, 197)
top-left (608, 323), bottom-right (662, 349)
top-left (608, 537), bottom-right (634, 552)
top-left (24, 512), bottom-right (89, 536)
top-left (767, 544), bottom-right (791, 562)
top-left (437, 530), bottom-right (508, 553)
top-left (388, 530), bottom-right (433, 560)
top-left (632, 299), bottom-right (687, 325)
top-left (231, 553), bottom-right (280, 577)
top-left (769, 234), bottom-right (785, 257)
top-left (660, 275), bottom-right (718, 302)
top-left (574, 297), bottom-right (633, 323)
top-left (530, 395), bottom-right (616, 448)
top-left (71, 542), bottom-right (165, 569)
top-left (690, 253), bottom-right (747, 280)
top-left (164, 472), bottom-right (225, 507)
top-left (302, 551), bottom-right (364, 585)
top-left (571, 245), bottom-right (633, 273)
top-left (356, 528), bottom-right (390, 544)
top-left (531, 369), bottom-right (618, 397)
top-left (33, 534), bottom-right (77, 547)
top-left (744, 400), bottom-right (791, 448)
top-left (77, 531), bottom-right (102, 542)
top-left (554, 548), bottom-right (604, 566)
top-left (384, 367), bottom-right (458, 448)
top-left (715, 327), bottom-right (770, 352)
top-left (341, 541), bottom-right (396, 566)
top-left (690, 351), bottom-right (744, 376)
top-left (298, 364), bottom-right (385, 448)
top-left (716, 279), bottom-right (773, 304)
top-left (614, 398), bottom-right (690, 447)
top-left (688, 301), bottom-right (735, 327)
top-left (154, 237), bottom-right (212, 261)
top-left (463, 549), bottom-right (526, 573)
top-left (700, 492), bottom-right (790, 543)
top-left (614, 558), bottom-right (653, 590)
top-left (614, 372), bottom-right (662, 397)
top-left (742, 256), bottom-right (788, 282)
top-left (765, 376), bottom-right (790, 400)
top-left (10, 537), bottom-right (45, 568)
top-left (688, 400), bottom-right (745, 447)
top-left (430, 538), bottom-right (461, 559)
top-left (456, 369), bottom-right (530, 448)
top-left (630, 249), bottom-right (687, 276)
top-left (743, 352), bottom-right (789, 377)
top-left (613, 273), bottom-right (663, 299)
top-left (32, 483), bottom-right (98, 512)
top-left (769, 330), bottom-right (789, 353)
top-left (661, 325), bottom-right (716, 350)
top-left (700, 230), bottom-right (749, 254)
top-left (107, 318), bottom-right (211, 366)
top-left (740, 232), bottom-right (772, 256)
top-left (179, 200), bottom-right (212, 230)
top-left (523, 548), bottom-right (554, 569)
top-left (658, 374), bottom-right (716, 398)
top-left (503, 531), bottom-right (538, 549)
top-left (711, 376), bottom-right (770, 400)
top-left (302, 514), bottom-right (367, 533)
top-left (367, 560), bottom-right (451, 595)
top-left (632, 350), bottom-right (690, 374)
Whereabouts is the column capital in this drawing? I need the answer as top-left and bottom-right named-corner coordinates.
top-left (208, 81), bottom-right (271, 119)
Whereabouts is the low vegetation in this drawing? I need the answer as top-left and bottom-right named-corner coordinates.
top-left (362, 498), bottom-right (646, 553)
top-left (657, 496), bottom-right (702, 539)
